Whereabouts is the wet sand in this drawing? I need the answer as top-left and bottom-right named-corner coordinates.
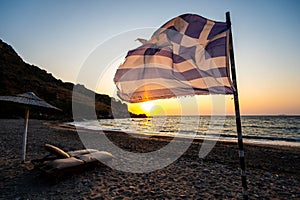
top-left (0, 119), bottom-right (299, 199)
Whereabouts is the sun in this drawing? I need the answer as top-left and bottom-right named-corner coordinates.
top-left (141, 101), bottom-right (154, 112)
top-left (128, 99), bottom-right (180, 116)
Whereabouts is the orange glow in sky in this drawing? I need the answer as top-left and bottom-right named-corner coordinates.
top-left (128, 96), bottom-right (236, 116)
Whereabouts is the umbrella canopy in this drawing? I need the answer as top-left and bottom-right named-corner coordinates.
top-left (0, 92), bottom-right (60, 110)
top-left (0, 92), bottom-right (61, 162)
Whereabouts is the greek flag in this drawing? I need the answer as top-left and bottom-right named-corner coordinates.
top-left (114, 14), bottom-right (234, 103)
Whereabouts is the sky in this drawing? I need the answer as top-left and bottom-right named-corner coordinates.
top-left (1, 0), bottom-right (300, 115)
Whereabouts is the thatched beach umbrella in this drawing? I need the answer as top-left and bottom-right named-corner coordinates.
top-left (0, 92), bottom-right (61, 162)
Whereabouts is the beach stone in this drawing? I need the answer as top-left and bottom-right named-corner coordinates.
top-left (109, 186), bottom-right (117, 191)
top-left (198, 179), bottom-right (204, 184)
top-left (108, 191), bottom-right (116, 196)
top-left (213, 193), bottom-right (222, 198)
top-left (195, 184), bottom-right (202, 190)
top-left (160, 173), bottom-right (167, 178)
top-left (187, 181), bottom-right (193, 186)
top-left (188, 162), bottom-right (199, 167)
top-left (123, 190), bottom-right (132, 196)
top-left (202, 168), bottom-right (210, 173)
top-left (264, 172), bottom-right (272, 177)
top-left (117, 188), bottom-right (124, 193)
top-left (129, 185), bottom-right (136, 190)
top-left (179, 194), bottom-right (188, 199)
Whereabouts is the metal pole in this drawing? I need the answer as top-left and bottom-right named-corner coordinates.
top-left (226, 11), bottom-right (248, 200)
top-left (21, 107), bottom-right (29, 162)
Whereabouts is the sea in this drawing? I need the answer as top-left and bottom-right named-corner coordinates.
top-left (70, 116), bottom-right (300, 147)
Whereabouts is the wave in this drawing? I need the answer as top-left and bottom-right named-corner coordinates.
top-left (70, 116), bottom-right (300, 146)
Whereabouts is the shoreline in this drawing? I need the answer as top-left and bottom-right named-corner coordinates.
top-left (64, 121), bottom-right (300, 148)
top-left (1, 119), bottom-right (299, 199)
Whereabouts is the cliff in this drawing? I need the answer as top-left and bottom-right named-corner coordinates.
top-left (0, 39), bottom-right (145, 120)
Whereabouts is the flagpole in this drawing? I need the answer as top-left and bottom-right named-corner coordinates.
top-left (226, 11), bottom-right (248, 200)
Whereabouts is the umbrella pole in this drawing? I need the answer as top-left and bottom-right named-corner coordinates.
top-left (21, 107), bottom-right (29, 162)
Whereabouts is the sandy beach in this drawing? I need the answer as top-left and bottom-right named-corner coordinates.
top-left (0, 119), bottom-right (299, 199)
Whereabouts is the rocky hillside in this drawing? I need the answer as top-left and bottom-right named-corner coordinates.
top-left (0, 39), bottom-right (144, 120)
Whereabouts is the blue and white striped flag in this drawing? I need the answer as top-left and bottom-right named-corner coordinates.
top-left (114, 14), bottom-right (234, 103)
